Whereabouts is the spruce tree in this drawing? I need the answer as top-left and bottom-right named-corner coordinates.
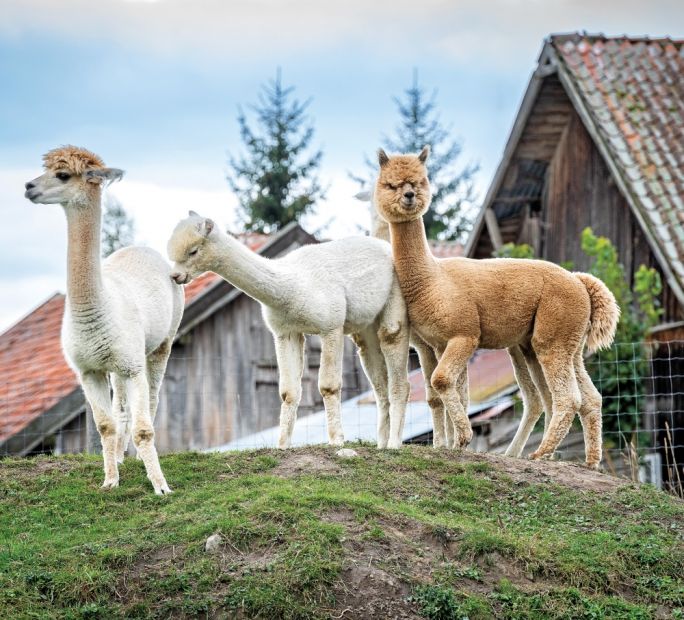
top-left (227, 69), bottom-right (324, 233)
top-left (355, 71), bottom-right (478, 241)
top-left (101, 195), bottom-right (135, 258)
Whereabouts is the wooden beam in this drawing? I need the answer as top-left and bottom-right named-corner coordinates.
top-left (484, 209), bottom-right (503, 250)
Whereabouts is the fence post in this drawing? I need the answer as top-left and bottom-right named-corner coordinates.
top-left (85, 403), bottom-right (101, 454)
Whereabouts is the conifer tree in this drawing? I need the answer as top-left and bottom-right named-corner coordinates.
top-left (355, 71), bottom-right (478, 240)
top-left (101, 195), bottom-right (134, 258)
top-left (227, 69), bottom-right (324, 233)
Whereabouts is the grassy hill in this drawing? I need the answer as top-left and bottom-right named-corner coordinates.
top-left (0, 446), bottom-right (683, 619)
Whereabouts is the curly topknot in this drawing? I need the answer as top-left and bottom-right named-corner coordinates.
top-left (42, 146), bottom-right (105, 174)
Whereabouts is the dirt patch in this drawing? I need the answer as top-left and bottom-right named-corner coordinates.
top-left (456, 450), bottom-right (630, 493)
top-left (272, 450), bottom-right (344, 478)
top-left (0, 456), bottom-right (80, 481)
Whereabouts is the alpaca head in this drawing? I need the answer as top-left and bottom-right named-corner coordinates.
top-left (24, 146), bottom-right (124, 207)
top-left (373, 146), bottom-right (431, 224)
top-left (168, 211), bottom-right (216, 284)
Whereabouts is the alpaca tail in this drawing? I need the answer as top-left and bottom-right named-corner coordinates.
top-left (574, 272), bottom-right (620, 354)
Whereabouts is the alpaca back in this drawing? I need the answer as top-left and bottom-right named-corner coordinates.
top-left (280, 236), bottom-right (395, 330)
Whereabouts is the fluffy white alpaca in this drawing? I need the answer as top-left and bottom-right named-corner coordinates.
top-left (24, 146), bottom-right (183, 495)
top-left (168, 212), bottom-right (410, 449)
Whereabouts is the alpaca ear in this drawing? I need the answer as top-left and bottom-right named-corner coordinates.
top-left (85, 168), bottom-right (125, 185)
top-left (354, 190), bottom-right (371, 202)
top-left (418, 145), bottom-right (430, 164)
top-left (188, 210), bottom-right (199, 217)
top-left (378, 149), bottom-right (390, 168)
top-left (197, 218), bottom-right (214, 238)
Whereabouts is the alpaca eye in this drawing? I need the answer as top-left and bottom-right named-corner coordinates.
top-left (188, 248), bottom-right (199, 257)
top-left (386, 184), bottom-right (396, 190)
top-left (56, 172), bottom-right (71, 182)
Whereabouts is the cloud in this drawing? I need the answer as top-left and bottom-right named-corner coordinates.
top-left (2, 0), bottom-right (681, 70)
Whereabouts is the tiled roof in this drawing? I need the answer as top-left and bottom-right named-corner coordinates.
top-left (551, 33), bottom-right (684, 293)
top-left (429, 240), bottom-right (464, 258)
top-left (0, 233), bottom-right (272, 446)
top-left (0, 294), bottom-right (79, 444)
top-left (360, 348), bottom-right (516, 407)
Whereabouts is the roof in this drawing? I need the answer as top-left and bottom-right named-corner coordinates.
top-left (0, 227), bottom-right (290, 451)
top-left (0, 294), bottom-right (79, 445)
top-left (215, 349), bottom-right (517, 451)
top-left (428, 240), bottom-right (464, 258)
top-left (552, 34), bottom-right (684, 291)
top-left (466, 32), bottom-right (684, 305)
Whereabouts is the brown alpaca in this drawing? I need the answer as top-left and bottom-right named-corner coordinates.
top-left (374, 147), bottom-right (619, 468)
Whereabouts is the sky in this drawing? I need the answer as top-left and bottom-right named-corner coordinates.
top-left (1, 0), bottom-right (683, 331)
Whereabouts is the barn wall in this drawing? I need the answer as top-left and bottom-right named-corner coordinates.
top-left (154, 293), bottom-right (371, 453)
top-left (542, 109), bottom-right (683, 322)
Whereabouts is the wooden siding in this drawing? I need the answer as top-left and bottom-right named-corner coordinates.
top-left (541, 108), bottom-right (683, 323)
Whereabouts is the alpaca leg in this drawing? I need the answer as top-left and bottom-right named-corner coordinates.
top-left (81, 372), bottom-right (119, 489)
top-left (413, 334), bottom-right (447, 448)
top-left (378, 296), bottom-right (410, 450)
top-left (319, 328), bottom-right (346, 447)
top-left (456, 365), bottom-right (469, 440)
top-left (275, 333), bottom-right (305, 449)
top-left (353, 329), bottom-right (391, 449)
top-left (520, 347), bottom-right (554, 437)
top-left (431, 337), bottom-right (478, 448)
top-left (529, 348), bottom-right (582, 462)
top-left (574, 348), bottom-right (603, 469)
top-left (505, 346), bottom-right (544, 458)
top-left (127, 373), bottom-right (171, 495)
top-left (147, 338), bottom-right (172, 425)
top-left (112, 374), bottom-right (131, 464)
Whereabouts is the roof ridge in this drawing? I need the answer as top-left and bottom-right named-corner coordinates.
top-left (549, 32), bottom-right (684, 47)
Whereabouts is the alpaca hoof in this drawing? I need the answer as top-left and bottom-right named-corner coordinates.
top-left (329, 438), bottom-right (344, 447)
top-left (529, 450), bottom-right (551, 461)
top-left (101, 478), bottom-right (119, 490)
top-left (432, 435), bottom-right (447, 448)
top-left (155, 482), bottom-right (173, 496)
top-left (584, 461), bottom-right (601, 471)
top-left (386, 440), bottom-right (402, 450)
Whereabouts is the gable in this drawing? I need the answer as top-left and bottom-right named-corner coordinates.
top-left (468, 33), bottom-right (684, 310)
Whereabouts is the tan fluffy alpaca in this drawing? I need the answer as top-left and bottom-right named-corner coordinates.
top-left (374, 146), bottom-right (619, 468)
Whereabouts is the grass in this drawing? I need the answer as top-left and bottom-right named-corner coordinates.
top-left (0, 446), bottom-right (682, 618)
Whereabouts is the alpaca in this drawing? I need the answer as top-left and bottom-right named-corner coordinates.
top-left (356, 189), bottom-right (456, 448)
top-left (167, 213), bottom-right (410, 449)
top-left (24, 146), bottom-right (184, 494)
top-left (374, 146), bottom-right (619, 468)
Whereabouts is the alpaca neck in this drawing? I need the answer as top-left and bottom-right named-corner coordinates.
top-left (213, 232), bottom-right (288, 308)
top-left (388, 217), bottom-right (437, 299)
top-left (64, 195), bottom-right (105, 312)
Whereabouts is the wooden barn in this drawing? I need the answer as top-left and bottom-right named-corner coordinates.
top-left (466, 33), bottom-right (684, 484)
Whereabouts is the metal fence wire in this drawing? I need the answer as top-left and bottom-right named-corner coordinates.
top-left (1, 340), bottom-right (683, 495)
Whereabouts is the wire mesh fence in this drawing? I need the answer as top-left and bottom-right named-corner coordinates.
top-left (1, 340), bottom-right (683, 495)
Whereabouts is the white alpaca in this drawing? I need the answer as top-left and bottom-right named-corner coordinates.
top-left (167, 212), bottom-right (410, 449)
top-left (24, 146), bottom-right (183, 494)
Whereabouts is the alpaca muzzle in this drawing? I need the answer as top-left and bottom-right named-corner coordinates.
top-left (171, 272), bottom-right (190, 285)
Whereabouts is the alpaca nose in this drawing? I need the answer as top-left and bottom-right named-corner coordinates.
top-left (25, 181), bottom-right (35, 190)
top-left (404, 191), bottom-right (415, 199)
